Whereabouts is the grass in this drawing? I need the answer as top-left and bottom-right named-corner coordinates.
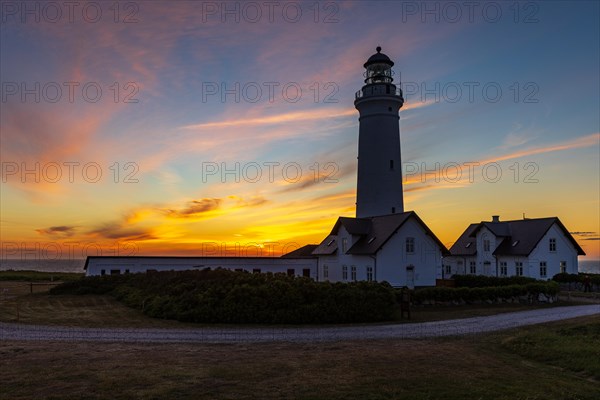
top-left (1, 316), bottom-right (599, 400)
top-left (2, 279), bottom-right (599, 399)
top-left (0, 270), bottom-right (83, 282)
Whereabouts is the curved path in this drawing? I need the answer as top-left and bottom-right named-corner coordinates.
top-left (1, 305), bottom-right (598, 344)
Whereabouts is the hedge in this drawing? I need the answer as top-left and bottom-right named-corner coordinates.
top-left (50, 269), bottom-right (398, 324)
top-left (553, 273), bottom-right (600, 286)
top-left (451, 274), bottom-right (537, 288)
top-left (407, 281), bottom-right (559, 304)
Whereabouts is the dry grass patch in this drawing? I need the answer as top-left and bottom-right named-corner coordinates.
top-left (2, 317), bottom-right (600, 400)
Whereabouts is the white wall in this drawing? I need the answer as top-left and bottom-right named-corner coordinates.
top-left (376, 217), bottom-right (441, 287)
top-left (86, 257), bottom-right (317, 278)
top-left (528, 223), bottom-right (580, 279)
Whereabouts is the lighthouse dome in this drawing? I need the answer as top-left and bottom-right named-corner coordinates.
top-left (364, 46), bottom-right (394, 68)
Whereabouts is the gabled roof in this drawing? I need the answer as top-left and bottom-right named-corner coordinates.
top-left (312, 235), bottom-right (338, 255)
top-left (281, 244), bottom-right (318, 258)
top-left (450, 217), bottom-right (585, 257)
top-left (330, 217), bottom-right (372, 236)
top-left (448, 223), bottom-right (478, 256)
top-left (313, 211), bottom-right (449, 256)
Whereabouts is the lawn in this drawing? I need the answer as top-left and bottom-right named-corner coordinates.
top-left (1, 316), bottom-right (599, 400)
top-left (1, 279), bottom-right (599, 399)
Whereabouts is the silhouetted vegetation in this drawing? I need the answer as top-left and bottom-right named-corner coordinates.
top-left (553, 272), bottom-right (600, 286)
top-left (451, 274), bottom-right (537, 288)
top-left (408, 282), bottom-right (559, 305)
top-left (50, 269), bottom-right (397, 324)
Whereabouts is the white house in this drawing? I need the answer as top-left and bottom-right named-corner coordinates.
top-left (445, 216), bottom-right (585, 280)
top-left (312, 211), bottom-right (448, 288)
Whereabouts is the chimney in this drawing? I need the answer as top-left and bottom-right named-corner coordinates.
top-left (492, 215), bottom-right (500, 223)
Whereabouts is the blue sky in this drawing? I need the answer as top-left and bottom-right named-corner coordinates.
top-left (1, 0), bottom-right (599, 259)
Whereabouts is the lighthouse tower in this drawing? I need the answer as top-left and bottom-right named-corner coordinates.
top-left (354, 47), bottom-right (405, 218)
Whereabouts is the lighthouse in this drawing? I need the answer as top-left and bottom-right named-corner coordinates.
top-left (354, 47), bottom-right (405, 218)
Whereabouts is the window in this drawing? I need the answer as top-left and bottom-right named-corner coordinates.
top-left (391, 207), bottom-right (396, 214)
top-left (406, 237), bottom-right (415, 254)
top-left (515, 262), bottom-right (523, 276)
top-left (366, 267), bottom-right (373, 282)
top-left (390, 160), bottom-right (394, 170)
top-left (125, 269), bottom-right (130, 274)
top-left (327, 239), bottom-right (335, 246)
top-left (560, 261), bottom-right (567, 273)
top-left (465, 242), bottom-right (472, 248)
top-left (253, 268), bottom-right (261, 274)
top-left (342, 238), bottom-right (348, 253)
top-left (351, 266), bottom-right (357, 281)
top-left (367, 237), bottom-right (376, 244)
top-left (539, 262), bottom-right (547, 278)
top-left (110, 269), bottom-right (120, 275)
top-left (512, 240), bottom-right (519, 247)
top-left (323, 265), bottom-right (328, 279)
top-left (549, 238), bottom-right (556, 252)
top-left (469, 261), bottom-right (476, 275)
top-left (302, 268), bottom-right (310, 278)
top-left (500, 262), bottom-right (507, 276)
top-left (287, 269), bottom-right (295, 277)
top-left (342, 265), bottom-right (348, 281)
top-left (234, 268), bottom-right (244, 272)
top-left (100, 269), bottom-right (105, 276)
top-left (445, 265), bottom-right (451, 275)
top-left (483, 239), bottom-right (490, 252)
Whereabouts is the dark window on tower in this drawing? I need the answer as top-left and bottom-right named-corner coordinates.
top-left (390, 160), bottom-right (394, 170)
top-left (392, 207), bottom-right (396, 213)
top-left (386, 85), bottom-right (390, 94)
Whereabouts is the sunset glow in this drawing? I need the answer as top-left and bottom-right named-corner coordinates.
top-left (1, 1), bottom-right (598, 263)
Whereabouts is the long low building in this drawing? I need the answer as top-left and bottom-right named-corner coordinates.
top-left (85, 253), bottom-right (318, 279)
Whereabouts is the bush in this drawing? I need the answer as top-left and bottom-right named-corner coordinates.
top-left (451, 274), bottom-right (537, 288)
top-left (50, 269), bottom-right (398, 324)
top-left (407, 281), bottom-right (559, 305)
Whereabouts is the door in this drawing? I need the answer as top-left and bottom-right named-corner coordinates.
top-left (406, 266), bottom-right (415, 289)
top-left (483, 261), bottom-right (491, 276)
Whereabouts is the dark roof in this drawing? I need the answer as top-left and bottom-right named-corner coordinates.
top-left (448, 224), bottom-right (478, 256)
top-left (281, 244), bottom-right (318, 258)
top-left (364, 46), bottom-right (394, 68)
top-left (330, 217), bottom-right (372, 236)
top-left (313, 211), bottom-right (449, 256)
top-left (312, 235), bottom-right (338, 256)
top-left (450, 217), bottom-right (585, 257)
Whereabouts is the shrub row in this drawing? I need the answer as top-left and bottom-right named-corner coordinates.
top-left (552, 273), bottom-right (600, 286)
top-left (50, 269), bottom-right (397, 324)
top-left (450, 274), bottom-right (537, 288)
top-left (407, 281), bottom-right (559, 304)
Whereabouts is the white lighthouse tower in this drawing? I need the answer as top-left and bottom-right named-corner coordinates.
top-left (354, 47), bottom-right (405, 218)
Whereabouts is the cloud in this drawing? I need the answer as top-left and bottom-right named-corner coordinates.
top-left (228, 195), bottom-right (269, 208)
top-left (87, 223), bottom-right (157, 241)
top-left (35, 225), bottom-right (77, 238)
top-left (163, 198), bottom-right (222, 218)
top-left (480, 133), bottom-right (600, 165)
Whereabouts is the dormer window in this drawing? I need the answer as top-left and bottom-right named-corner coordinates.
top-left (512, 240), bottom-right (520, 247)
top-left (465, 242), bottom-right (472, 248)
top-left (368, 237), bottom-right (376, 244)
top-left (327, 239), bottom-right (334, 246)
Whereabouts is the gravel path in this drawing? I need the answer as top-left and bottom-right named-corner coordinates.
top-left (1, 305), bottom-right (598, 344)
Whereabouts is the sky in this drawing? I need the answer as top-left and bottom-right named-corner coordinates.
top-left (1, 0), bottom-right (599, 263)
